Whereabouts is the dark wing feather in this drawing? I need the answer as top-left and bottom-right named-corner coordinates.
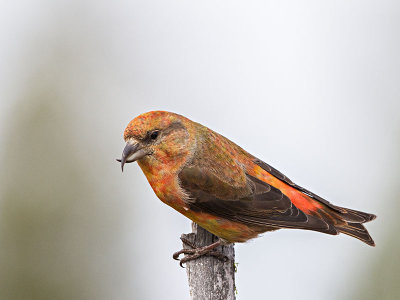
top-left (178, 165), bottom-right (335, 233)
top-left (253, 159), bottom-right (343, 210)
top-left (254, 158), bottom-right (376, 224)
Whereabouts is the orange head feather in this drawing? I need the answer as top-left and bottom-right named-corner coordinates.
top-left (122, 111), bottom-right (196, 174)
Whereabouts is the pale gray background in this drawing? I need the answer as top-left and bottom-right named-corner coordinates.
top-left (1, 1), bottom-right (399, 299)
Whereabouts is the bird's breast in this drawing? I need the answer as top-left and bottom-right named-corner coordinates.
top-left (138, 160), bottom-right (187, 208)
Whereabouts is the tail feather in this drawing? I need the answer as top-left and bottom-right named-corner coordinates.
top-left (336, 222), bottom-right (375, 246)
top-left (338, 207), bottom-right (376, 224)
top-left (308, 204), bottom-right (376, 246)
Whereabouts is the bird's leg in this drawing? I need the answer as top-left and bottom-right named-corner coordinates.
top-left (173, 237), bottom-right (229, 267)
top-left (178, 236), bottom-right (197, 249)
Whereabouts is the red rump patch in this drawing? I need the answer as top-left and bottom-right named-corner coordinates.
top-left (289, 189), bottom-right (323, 214)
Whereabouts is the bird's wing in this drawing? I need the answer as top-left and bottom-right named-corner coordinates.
top-left (178, 165), bottom-right (333, 232)
top-left (253, 158), bottom-right (375, 223)
top-left (253, 159), bottom-right (345, 212)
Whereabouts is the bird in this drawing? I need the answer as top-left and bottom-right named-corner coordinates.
top-left (118, 111), bottom-right (376, 265)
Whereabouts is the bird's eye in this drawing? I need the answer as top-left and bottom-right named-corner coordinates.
top-left (150, 131), bottom-right (159, 140)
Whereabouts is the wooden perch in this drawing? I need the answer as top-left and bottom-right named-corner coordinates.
top-left (181, 222), bottom-right (236, 300)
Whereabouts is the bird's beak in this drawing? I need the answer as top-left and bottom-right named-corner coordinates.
top-left (117, 142), bottom-right (148, 172)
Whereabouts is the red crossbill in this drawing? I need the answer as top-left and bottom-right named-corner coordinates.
top-left (118, 111), bottom-right (375, 265)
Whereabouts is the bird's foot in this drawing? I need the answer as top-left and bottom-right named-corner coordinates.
top-left (173, 237), bottom-right (228, 267)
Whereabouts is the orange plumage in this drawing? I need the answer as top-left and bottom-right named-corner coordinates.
top-left (119, 111), bottom-right (376, 246)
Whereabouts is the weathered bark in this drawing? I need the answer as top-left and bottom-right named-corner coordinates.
top-left (182, 222), bottom-right (236, 300)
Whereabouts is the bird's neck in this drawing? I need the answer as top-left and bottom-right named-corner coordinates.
top-left (137, 158), bottom-right (188, 209)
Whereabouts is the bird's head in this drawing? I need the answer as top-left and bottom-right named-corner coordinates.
top-left (118, 111), bottom-right (193, 172)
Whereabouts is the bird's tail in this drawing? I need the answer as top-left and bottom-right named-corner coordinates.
top-left (333, 207), bottom-right (376, 246)
top-left (308, 204), bottom-right (376, 246)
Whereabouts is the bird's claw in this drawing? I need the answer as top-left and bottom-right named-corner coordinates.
top-left (173, 249), bottom-right (228, 268)
top-left (173, 237), bottom-right (229, 268)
